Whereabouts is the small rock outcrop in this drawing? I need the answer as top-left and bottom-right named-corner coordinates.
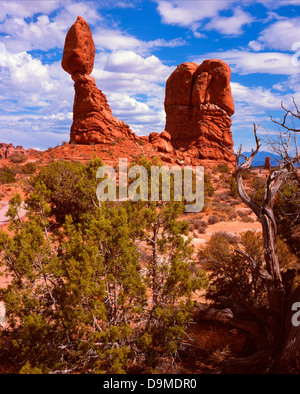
top-left (62, 16), bottom-right (136, 144)
top-left (163, 60), bottom-right (235, 163)
top-left (0, 143), bottom-right (27, 159)
top-left (264, 156), bottom-right (271, 170)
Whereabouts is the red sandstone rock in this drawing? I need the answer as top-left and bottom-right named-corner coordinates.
top-left (62, 18), bottom-right (235, 166)
top-left (264, 156), bottom-right (271, 170)
top-left (0, 143), bottom-right (27, 159)
top-left (62, 16), bottom-right (95, 76)
top-left (148, 131), bottom-right (173, 153)
top-left (164, 62), bottom-right (198, 107)
top-left (70, 73), bottom-right (136, 144)
top-left (193, 60), bottom-right (234, 116)
top-left (62, 17), bottom-right (136, 145)
top-left (164, 59), bottom-right (235, 163)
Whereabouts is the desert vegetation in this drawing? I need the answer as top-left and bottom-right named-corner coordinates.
top-left (0, 157), bottom-right (209, 374)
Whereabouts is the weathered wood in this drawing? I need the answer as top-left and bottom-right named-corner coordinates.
top-left (221, 123), bottom-right (300, 371)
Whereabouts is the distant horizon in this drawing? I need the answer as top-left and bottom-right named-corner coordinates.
top-left (0, 0), bottom-right (299, 152)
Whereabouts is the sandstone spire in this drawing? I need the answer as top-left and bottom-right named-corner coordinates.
top-left (62, 17), bottom-right (136, 144)
top-left (163, 59), bottom-right (235, 163)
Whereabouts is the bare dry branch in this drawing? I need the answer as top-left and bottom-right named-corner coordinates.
top-left (269, 98), bottom-right (300, 134)
top-left (234, 248), bottom-right (273, 282)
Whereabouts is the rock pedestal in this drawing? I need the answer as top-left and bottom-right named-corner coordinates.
top-left (62, 16), bottom-right (136, 144)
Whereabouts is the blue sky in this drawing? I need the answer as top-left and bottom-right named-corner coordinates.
top-left (0, 0), bottom-right (299, 151)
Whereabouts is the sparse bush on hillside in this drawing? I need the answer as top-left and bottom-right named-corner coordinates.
top-left (229, 176), bottom-right (239, 198)
top-left (200, 230), bottom-right (298, 312)
top-left (27, 158), bottom-right (103, 225)
top-left (218, 191), bottom-right (231, 202)
top-left (250, 176), bottom-right (267, 206)
top-left (9, 153), bottom-right (27, 164)
top-left (213, 163), bottom-right (230, 174)
top-left (240, 215), bottom-right (254, 222)
top-left (0, 166), bottom-right (17, 184)
top-left (199, 231), bottom-right (267, 310)
top-left (204, 172), bottom-right (215, 198)
top-left (237, 210), bottom-right (248, 218)
top-left (211, 202), bottom-right (236, 219)
top-left (274, 179), bottom-right (300, 257)
top-left (241, 169), bottom-right (252, 180)
top-left (229, 199), bottom-right (240, 206)
top-left (208, 214), bottom-right (220, 225)
top-left (20, 162), bottom-right (37, 174)
top-left (197, 220), bottom-right (208, 231)
top-left (191, 219), bottom-right (208, 233)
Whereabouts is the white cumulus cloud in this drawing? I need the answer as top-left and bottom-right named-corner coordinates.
top-left (249, 17), bottom-right (300, 52)
top-left (155, 0), bottom-right (254, 36)
top-left (205, 7), bottom-right (254, 36)
top-left (194, 50), bottom-right (298, 75)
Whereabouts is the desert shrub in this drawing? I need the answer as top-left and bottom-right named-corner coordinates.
top-left (189, 220), bottom-right (196, 231)
top-left (218, 191), bottom-right (231, 202)
top-left (212, 203), bottom-right (235, 219)
top-left (20, 162), bottom-right (37, 174)
top-left (0, 157), bottom-right (208, 374)
top-left (228, 211), bottom-right (237, 220)
top-left (208, 214), bottom-right (220, 224)
top-left (197, 226), bottom-right (207, 234)
top-left (250, 176), bottom-right (267, 206)
top-left (196, 220), bottom-right (208, 233)
top-left (204, 172), bottom-right (215, 198)
top-left (199, 231), bottom-right (266, 310)
top-left (229, 176), bottom-right (239, 198)
top-left (27, 158), bottom-right (103, 225)
top-left (9, 153), bottom-right (27, 164)
top-left (237, 210), bottom-right (248, 218)
top-left (215, 231), bottom-right (240, 244)
top-left (0, 166), bottom-right (17, 184)
top-left (274, 179), bottom-right (300, 257)
top-left (241, 169), bottom-right (252, 180)
top-left (199, 230), bottom-right (297, 312)
top-left (237, 209), bottom-right (254, 222)
top-left (212, 195), bottom-right (221, 204)
top-left (213, 163), bottom-right (230, 174)
top-left (240, 215), bottom-right (254, 222)
top-left (190, 218), bottom-right (208, 233)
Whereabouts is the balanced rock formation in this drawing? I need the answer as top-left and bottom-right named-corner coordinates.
top-left (62, 16), bottom-right (136, 144)
top-left (61, 17), bottom-right (236, 167)
top-left (162, 60), bottom-right (235, 163)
